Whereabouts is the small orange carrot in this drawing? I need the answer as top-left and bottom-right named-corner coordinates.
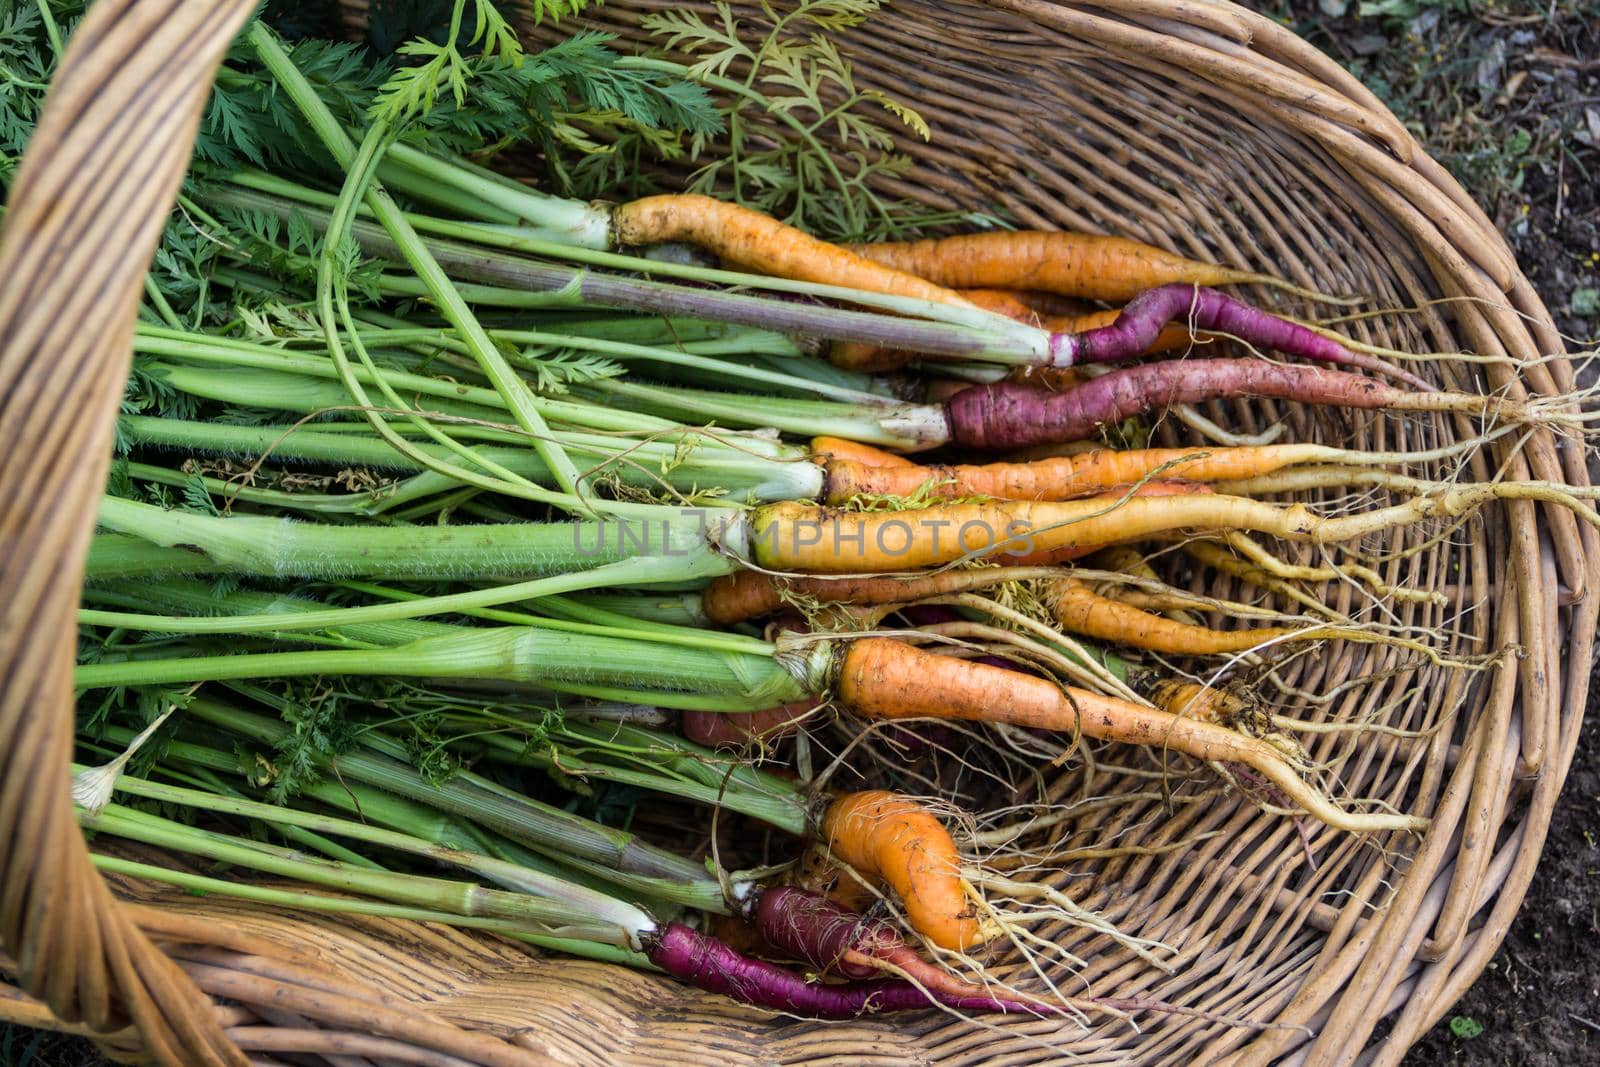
top-left (710, 913), bottom-right (769, 957)
top-left (793, 850), bottom-right (879, 914)
top-left (826, 639), bottom-right (1425, 833)
top-left (819, 790), bottom-right (980, 950)
top-left (1093, 545), bottom-right (1162, 583)
top-left (820, 443), bottom-right (1338, 504)
top-left (1050, 581), bottom-right (1408, 656)
top-left (960, 287), bottom-right (1105, 322)
top-left (612, 195), bottom-right (972, 308)
top-left (810, 436), bottom-right (915, 468)
top-left (828, 339), bottom-right (920, 373)
top-left (1047, 579), bottom-right (1305, 654)
top-left (702, 567), bottom-right (1048, 626)
top-left (845, 231), bottom-right (1327, 303)
top-left (1149, 679), bottom-right (1256, 731)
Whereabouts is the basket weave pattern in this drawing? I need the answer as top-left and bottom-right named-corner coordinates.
top-left (0, 2), bottom-right (1595, 1064)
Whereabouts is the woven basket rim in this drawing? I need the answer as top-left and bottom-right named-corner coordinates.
top-left (2, 3), bottom-right (1594, 1065)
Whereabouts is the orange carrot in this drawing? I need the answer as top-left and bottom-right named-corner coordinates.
top-left (1047, 579), bottom-right (1303, 654)
top-left (959, 287), bottom-right (1103, 322)
top-left (809, 436), bottom-right (915, 468)
top-left (826, 639), bottom-right (1425, 833)
top-left (792, 850), bottom-right (879, 914)
top-left (710, 913), bottom-right (769, 957)
top-left (1050, 581), bottom-right (1391, 655)
top-left (828, 339), bottom-right (921, 372)
top-left (1150, 680), bottom-right (1255, 731)
top-left (612, 195), bottom-right (972, 308)
top-left (702, 568), bottom-right (1042, 626)
top-left (845, 231), bottom-right (1321, 303)
top-left (748, 488), bottom-right (1476, 573)
top-left (821, 443), bottom-right (1337, 504)
top-left (709, 488), bottom-right (1216, 621)
top-left (819, 790), bottom-right (980, 950)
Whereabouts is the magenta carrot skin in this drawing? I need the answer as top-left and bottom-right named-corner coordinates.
top-left (947, 358), bottom-right (1407, 450)
top-left (748, 892), bottom-right (1069, 1015)
top-left (645, 922), bottom-right (1056, 1017)
top-left (1055, 284), bottom-right (1429, 388)
top-left (753, 886), bottom-right (901, 979)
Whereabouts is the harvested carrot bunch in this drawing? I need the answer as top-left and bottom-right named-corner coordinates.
top-left (55, 0), bottom-right (1594, 1029)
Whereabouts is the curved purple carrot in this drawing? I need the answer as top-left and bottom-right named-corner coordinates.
top-left (946, 358), bottom-right (1455, 450)
top-left (645, 921), bottom-right (1058, 1017)
top-left (749, 888), bottom-right (1066, 1014)
top-left (1051, 284), bottom-right (1430, 389)
top-left (753, 886), bottom-right (902, 980)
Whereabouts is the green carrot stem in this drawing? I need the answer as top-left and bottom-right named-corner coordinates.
top-left (209, 184), bottom-right (1045, 362)
top-left (84, 579), bottom-right (460, 647)
top-left (86, 573), bottom-right (760, 658)
top-left (133, 329), bottom-right (738, 439)
top-left (377, 145), bottom-right (604, 241)
top-left (467, 726), bottom-right (809, 836)
top-left (88, 854), bottom-right (618, 942)
top-left (221, 166), bottom-right (1033, 342)
top-left (74, 626), bottom-right (804, 713)
top-left (493, 329), bottom-right (891, 407)
top-left (293, 780), bottom-right (669, 911)
top-left (95, 494), bottom-right (737, 580)
top-left (118, 413), bottom-right (825, 506)
top-left (83, 535), bottom-right (241, 581)
top-left (97, 726), bottom-right (653, 910)
top-left (86, 766), bottom-right (652, 934)
top-left (79, 563), bottom-right (725, 638)
top-left (583, 379), bottom-right (937, 449)
top-left (123, 462), bottom-right (380, 515)
top-left (320, 124), bottom-right (588, 513)
top-left (509, 592), bottom-right (698, 638)
top-left (80, 803), bottom-right (625, 938)
top-left (569, 593), bottom-right (707, 628)
top-left (249, 24), bottom-right (589, 502)
top-left (183, 698), bottom-right (725, 908)
top-left (78, 738), bottom-right (385, 868)
top-left (334, 580), bottom-right (767, 655)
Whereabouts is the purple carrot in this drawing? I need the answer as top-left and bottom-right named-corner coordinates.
top-left (753, 886), bottom-right (902, 980)
top-left (646, 921), bottom-right (1058, 1017)
top-left (750, 887), bottom-right (1064, 1014)
top-left (890, 603), bottom-right (962, 628)
top-left (1053, 284), bottom-right (1430, 389)
top-left (947, 358), bottom-right (1441, 450)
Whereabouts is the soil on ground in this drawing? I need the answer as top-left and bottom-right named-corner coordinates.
top-left (3, 3), bottom-right (1598, 1064)
top-left (1266, 3), bottom-right (1600, 1062)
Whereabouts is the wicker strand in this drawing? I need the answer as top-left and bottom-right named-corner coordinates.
top-left (0, 1), bottom-right (256, 1064)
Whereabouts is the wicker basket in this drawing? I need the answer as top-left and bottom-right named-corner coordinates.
top-left (1, 1), bottom-right (1594, 1064)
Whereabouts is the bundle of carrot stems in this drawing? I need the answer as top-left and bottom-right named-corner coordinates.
top-left (49, 4), bottom-right (1596, 1023)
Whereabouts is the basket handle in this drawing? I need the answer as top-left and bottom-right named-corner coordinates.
top-left (0, 1), bottom-right (256, 1064)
